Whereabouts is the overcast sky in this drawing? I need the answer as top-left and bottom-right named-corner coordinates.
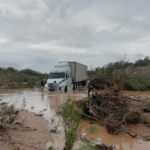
top-left (0, 0), bottom-right (150, 73)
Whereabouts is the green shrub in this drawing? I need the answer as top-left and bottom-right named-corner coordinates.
top-left (60, 97), bottom-right (82, 150)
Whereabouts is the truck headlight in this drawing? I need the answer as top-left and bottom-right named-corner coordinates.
top-left (60, 85), bottom-right (64, 88)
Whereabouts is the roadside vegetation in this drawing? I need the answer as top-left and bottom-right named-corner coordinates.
top-left (0, 67), bottom-right (46, 88)
top-left (88, 56), bottom-right (150, 91)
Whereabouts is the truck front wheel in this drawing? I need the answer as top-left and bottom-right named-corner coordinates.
top-left (81, 81), bottom-right (87, 86)
top-left (64, 86), bottom-right (67, 92)
top-left (73, 83), bottom-right (76, 90)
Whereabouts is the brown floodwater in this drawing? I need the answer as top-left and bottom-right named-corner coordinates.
top-left (123, 90), bottom-right (150, 97)
top-left (80, 120), bottom-right (150, 150)
top-left (0, 88), bottom-right (150, 150)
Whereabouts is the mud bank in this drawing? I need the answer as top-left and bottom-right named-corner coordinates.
top-left (0, 111), bottom-right (51, 150)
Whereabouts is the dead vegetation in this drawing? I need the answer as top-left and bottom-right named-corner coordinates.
top-left (0, 102), bottom-right (20, 134)
top-left (95, 143), bottom-right (115, 150)
top-left (76, 91), bottom-right (133, 134)
top-left (80, 143), bottom-right (115, 150)
top-left (77, 75), bottom-right (150, 136)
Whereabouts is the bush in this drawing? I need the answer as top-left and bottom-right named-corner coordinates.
top-left (60, 97), bottom-right (82, 150)
top-left (0, 103), bottom-right (20, 129)
top-left (124, 70), bottom-right (150, 91)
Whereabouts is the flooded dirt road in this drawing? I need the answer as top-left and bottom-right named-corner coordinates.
top-left (0, 88), bottom-right (150, 150)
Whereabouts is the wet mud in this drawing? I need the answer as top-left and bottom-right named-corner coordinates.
top-left (0, 111), bottom-right (51, 150)
top-left (0, 88), bottom-right (150, 150)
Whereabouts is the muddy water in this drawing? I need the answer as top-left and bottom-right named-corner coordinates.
top-left (123, 91), bottom-right (150, 97)
top-left (0, 88), bottom-right (150, 150)
top-left (0, 88), bottom-right (86, 121)
top-left (80, 120), bottom-right (150, 150)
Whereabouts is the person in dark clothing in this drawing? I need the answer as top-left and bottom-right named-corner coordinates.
top-left (41, 79), bottom-right (45, 90)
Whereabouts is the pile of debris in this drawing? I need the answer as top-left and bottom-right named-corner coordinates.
top-left (88, 77), bottom-right (114, 90)
top-left (95, 143), bottom-right (115, 150)
top-left (77, 79), bottom-right (141, 134)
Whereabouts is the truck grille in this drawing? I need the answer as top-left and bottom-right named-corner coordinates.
top-left (48, 83), bottom-right (55, 91)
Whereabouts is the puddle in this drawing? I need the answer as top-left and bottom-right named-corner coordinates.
top-left (0, 88), bottom-right (150, 150)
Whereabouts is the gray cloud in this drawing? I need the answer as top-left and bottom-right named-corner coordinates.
top-left (0, 0), bottom-right (150, 72)
top-left (132, 53), bottom-right (145, 58)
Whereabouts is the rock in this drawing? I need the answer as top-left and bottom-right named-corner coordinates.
top-left (13, 147), bottom-right (19, 150)
top-left (31, 106), bottom-right (35, 109)
top-left (15, 110), bottom-right (19, 114)
top-left (35, 113), bottom-right (44, 117)
top-left (143, 136), bottom-right (150, 141)
top-left (42, 108), bottom-right (47, 111)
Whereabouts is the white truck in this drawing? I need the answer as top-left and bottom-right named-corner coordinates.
top-left (44, 61), bottom-right (87, 92)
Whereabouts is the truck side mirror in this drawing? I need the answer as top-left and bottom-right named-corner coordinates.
top-left (66, 74), bottom-right (68, 78)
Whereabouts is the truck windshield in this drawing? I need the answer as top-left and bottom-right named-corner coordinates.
top-left (49, 73), bottom-right (65, 79)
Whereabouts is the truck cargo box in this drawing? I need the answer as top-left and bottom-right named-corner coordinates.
top-left (69, 62), bottom-right (87, 82)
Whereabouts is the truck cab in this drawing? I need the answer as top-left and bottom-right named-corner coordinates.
top-left (44, 62), bottom-right (73, 92)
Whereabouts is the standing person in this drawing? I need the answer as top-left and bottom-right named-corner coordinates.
top-left (41, 79), bottom-right (45, 91)
top-left (54, 81), bottom-right (59, 95)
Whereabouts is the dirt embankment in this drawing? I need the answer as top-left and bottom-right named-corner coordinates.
top-left (0, 111), bottom-right (51, 150)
